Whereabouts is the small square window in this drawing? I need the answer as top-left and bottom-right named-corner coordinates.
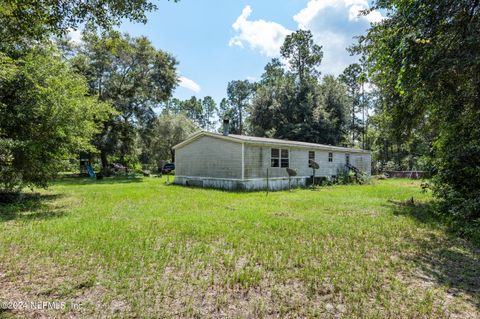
top-left (328, 152), bottom-right (333, 162)
top-left (271, 148), bottom-right (280, 167)
top-left (272, 148), bottom-right (288, 168)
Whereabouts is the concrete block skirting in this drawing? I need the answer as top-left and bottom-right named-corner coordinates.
top-left (174, 176), bottom-right (308, 191)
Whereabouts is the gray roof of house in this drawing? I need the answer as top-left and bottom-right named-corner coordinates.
top-left (174, 131), bottom-right (370, 154)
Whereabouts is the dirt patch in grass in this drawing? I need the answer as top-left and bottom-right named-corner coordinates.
top-left (0, 262), bottom-right (105, 318)
top-left (390, 199), bottom-right (480, 317)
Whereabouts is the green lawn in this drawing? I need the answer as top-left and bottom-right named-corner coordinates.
top-left (0, 177), bottom-right (478, 318)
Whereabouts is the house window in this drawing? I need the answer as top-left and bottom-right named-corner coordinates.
top-left (271, 148), bottom-right (279, 167)
top-left (346, 153), bottom-right (350, 165)
top-left (308, 151), bottom-right (315, 167)
top-left (281, 149), bottom-right (289, 168)
top-left (271, 148), bottom-right (289, 168)
top-left (328, 152), bottom-right (333, 162)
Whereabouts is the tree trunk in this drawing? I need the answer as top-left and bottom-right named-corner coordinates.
top-left (362, 83), bottom-right (365, 149)
top-left (238, 105), bottom-right (243, 135)
top-left (352, 101), bottom-right (355, 145)
top-left (384, 139), bottom-right (389, 163)
top-left (100, 149), bottom-right (109, 174)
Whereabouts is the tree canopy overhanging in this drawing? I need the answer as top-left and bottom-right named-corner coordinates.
top-left (356, 0), bottom-right (480, 231)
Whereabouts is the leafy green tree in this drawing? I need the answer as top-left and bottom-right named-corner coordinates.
top-left (217, 98), bottom-right (239, 134)
top-left (0, 0), bottom-right (177, 49)
top-left (164, 98), bottom-right (184, 115)
top-left (261, 58), bottom-right (285, 85)
top-left (250, 61), bottom-right (349, 145)
top-left (276, 29), bottom-right (323, 141)
top-left (164, 96), bottom-right (217, 131)
top-left (226, 80), bottom-right (255, 135)
top-left (357, 57), bottom-right (370, 149)
top-left (319, 75), bottom-right (349, 145)
top-left (249, 58), bottom-right (287, 137)
top-left (72, 31), bottom-right (178, 170)
top-left (180, 96), bottom-right (204, 127)
top-left (339, 63), bottom-right (362, 146)
top-left (201, 96), bottom-right (217, 131)
top-left (250, 31), bottom-right (348, 144)
top-left (280, 29), bottom-right (323, 86)
top-left (359, 0), bottom-right (480, 231)
top-left (366, 91), bottom-right (433, 173)
top-left (150, 112), bottom-right (197, 165)
top-left (0, 48), bottom-right (111, 192)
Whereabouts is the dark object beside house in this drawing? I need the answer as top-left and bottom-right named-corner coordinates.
top-left (161, 163), bottom-right (175, 174)
top-left (307, 176), bottom-right (328, 186)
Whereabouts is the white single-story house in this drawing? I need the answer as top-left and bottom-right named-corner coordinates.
top-left (173, 126), bottom-right (371, 191)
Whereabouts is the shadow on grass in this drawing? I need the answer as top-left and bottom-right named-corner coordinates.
top-left (53, 175), bottom-right (144, 186)
top-left (389, 199), bottom-right (480, 306)
top-left (0, 193), bottom-right (66, 222)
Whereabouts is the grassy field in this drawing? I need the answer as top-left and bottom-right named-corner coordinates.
top-left (0, 177), bottom-right (478, 318)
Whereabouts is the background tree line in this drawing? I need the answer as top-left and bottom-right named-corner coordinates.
top-left (220, 30), bottom-right (351, 147)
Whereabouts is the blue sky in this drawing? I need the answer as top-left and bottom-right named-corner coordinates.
top-left (73, 0), bottom-right (382, 104)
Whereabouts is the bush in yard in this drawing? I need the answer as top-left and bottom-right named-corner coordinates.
top-left (336, 167), bottom-right (353, 185)
top-left (336, 166), bottom-right (369, 185)
top-left (0, 48), bottom-right (111, 194)
top-left (432, 118), bottom-right (480, 240)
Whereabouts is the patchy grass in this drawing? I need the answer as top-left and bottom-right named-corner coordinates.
top-left (0, 177), bottom-right (478, 318)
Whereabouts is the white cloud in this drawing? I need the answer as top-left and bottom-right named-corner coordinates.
top-left (229, 5), bottom-right (292, 58)
top-left (314, 31), bottom-right (353, 76)
top-left (179, 76), bottom-right (201, 93)
top-left (293, 0), bottom-right (385, 75)
top-left (365, 10), bottom-right (384, 24)
top-left (67, 28), bottom-right (83, 44)
top-left (294, 0), bottom-right (383, 27)
top-left (229, 2), bottom-right (384, 76)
